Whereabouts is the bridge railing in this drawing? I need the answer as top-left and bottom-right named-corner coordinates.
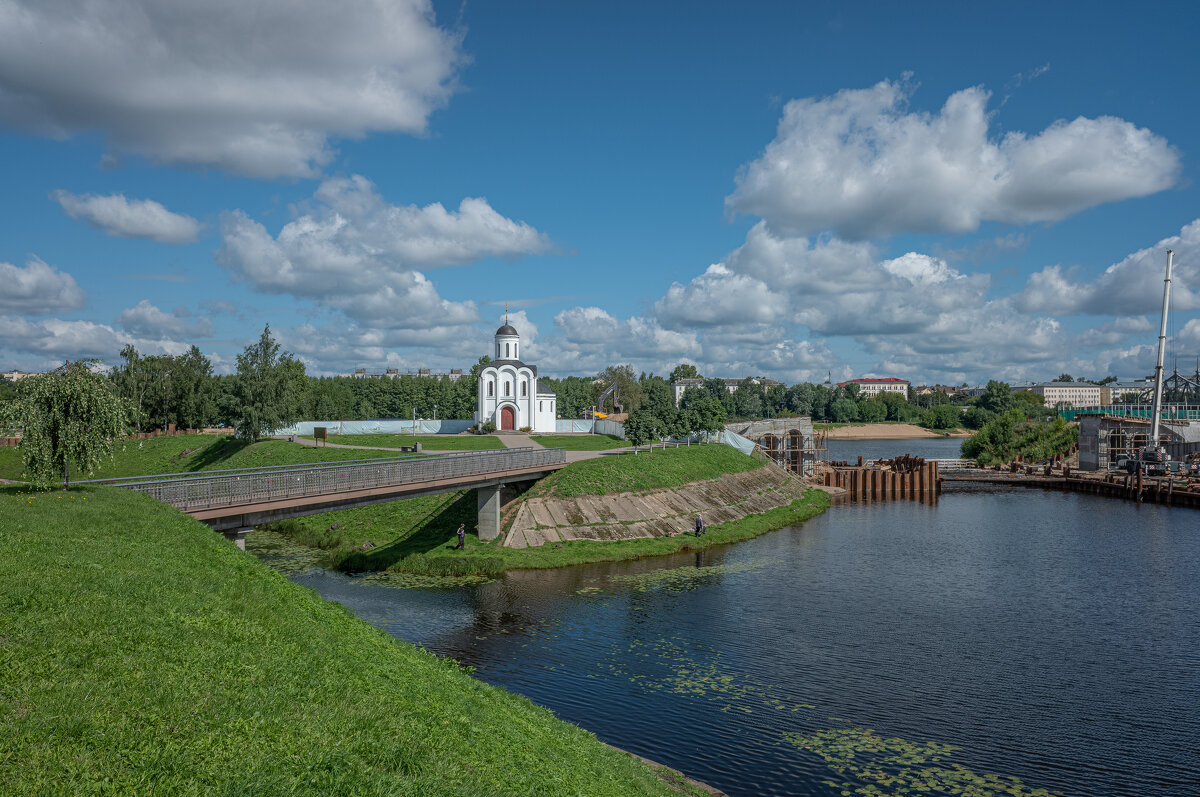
top-left (99, 447), bottom-right (566, 513)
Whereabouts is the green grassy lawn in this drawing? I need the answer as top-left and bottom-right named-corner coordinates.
top-left (0, 485), bottom-right (695, 796)
top-left (526, 442), bottom-right (766, 498)
top-left (263, 490), bottom-right (478, 573)
top-left (0, 434), bottom-right (415, 482)
top-left (301, 433), bottom-right (504, 450)
top-left (528, 434), bottom-right (628, 451)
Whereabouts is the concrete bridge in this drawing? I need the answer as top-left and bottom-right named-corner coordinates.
top-left (94, 447), bottom-right (566, 548)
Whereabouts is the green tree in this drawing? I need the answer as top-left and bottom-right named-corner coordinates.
top-left (977, 380), bottom-right (1014, 415)
top-left (114, 344), bottom-right (150, 431)
top-left (668, 363), bottom-right (700, 382)
top-left (0, 362), bottom-right (131, 487)
top-left (962, 406), bottom-right (995, 430)
top-left (638, 374), bottom-right (677, 418)
top-left (858, 398), bottom-right (887, 423)
top-left (785, 383), bottom-right (814, 416)
top-left (229, 325), bottom-right (303, 442)
top-left (1055, 373), bottom-right (1074, 382)
top-left (830, 397), bottom-right (859, 423)
top-left (681, 395), bottom-right (726, 436)
top-left (1012, 390), bottom-right (1045, 407)
top-left (921, 404), bottom-right (961, 430)
top-left (596, 364), bottom-right (643, 414)
top-left (174, 346), bottom-right (217, 428)
top-left (624, 408), bottom-right (662, 446)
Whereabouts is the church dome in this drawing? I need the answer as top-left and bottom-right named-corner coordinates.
top-left (495, 323), bottom-right (518, 337)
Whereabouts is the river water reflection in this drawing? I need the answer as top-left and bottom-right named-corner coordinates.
top-left (282, 451), bottom-right (1198, 796)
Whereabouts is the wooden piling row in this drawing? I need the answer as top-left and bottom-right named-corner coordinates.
top-left (822, 461), bottom-right (941, 502)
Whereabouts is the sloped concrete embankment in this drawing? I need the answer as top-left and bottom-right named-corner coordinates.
top-left (504, 466), bottom-right (808, 548)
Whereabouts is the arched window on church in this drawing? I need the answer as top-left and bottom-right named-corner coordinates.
top-left (487, 381), bottom-right (493, 397)
top-left (521, 381), bottom-right (527, 397)
top-left (514, 344), bottom-right (518, 359)
top-left (539, 401), bottom-right (543, 412)
top-left (504, 381), bottom-right (510, 396)
top-left (506, 343), bottom-right (510, 358)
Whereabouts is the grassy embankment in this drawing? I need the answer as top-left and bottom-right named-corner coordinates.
top-left (0, 486), bottom-right (696, 795)
top-left (269, 444), bottom-right (830, 577)
top-left (527, 434), bottom-right (628, 451)
top-left (0, 434), bottom-right (416, 482)
top-left (301, 433), bottom-right (504, 450)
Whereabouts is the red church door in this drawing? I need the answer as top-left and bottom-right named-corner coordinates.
top-left (501, 406), bottom-right (515, 431)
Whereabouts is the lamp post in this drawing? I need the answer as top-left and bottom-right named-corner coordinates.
top-left (433, 404), bottom-right (438, 433)
top-left (412, 406), bottom-right (416, 439)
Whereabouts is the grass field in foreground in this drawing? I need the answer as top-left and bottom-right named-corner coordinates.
top-left (525, 442), bottom-right (766, 498)
top-left (0, 485), bottom-right (695, 796)
top-left (0, 434), bottom-right (413, 482)
top-left (301, 432), bottom-right (504, 450)
top-left (528, 434), bottom-right (628, 450)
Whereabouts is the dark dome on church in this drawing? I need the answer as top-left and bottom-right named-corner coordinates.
top-left (495, 324), bottom-right (518, 337)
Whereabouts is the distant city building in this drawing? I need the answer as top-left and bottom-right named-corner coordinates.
top-left (837, 377), bottom-right (910, 399)
top-left (475, 322), bottom-right (556, 432)
top-left (1026, 382), bottom-right (1102, 408)
top-left (338, 367), bottom-right (464, 381)
top-left (1, 369), bottom-right (39, 382)
top-left (671, 376), bottom-right (784, 407)
top-left (913, 384), bottom-right (965, 398)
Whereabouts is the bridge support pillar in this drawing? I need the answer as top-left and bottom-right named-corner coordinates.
top-left (222, 527), bottom-right (253, 550)
top-left (478, 485), bottom-right (503, 541)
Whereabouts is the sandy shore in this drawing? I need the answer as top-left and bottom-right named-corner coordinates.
top-left (822, 422), bottom-right (971, 440)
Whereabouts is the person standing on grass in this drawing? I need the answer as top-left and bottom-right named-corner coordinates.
top-left (694, 514), bottom-right (705, 536)
top-left (455, 523), bottom-right (466, 550)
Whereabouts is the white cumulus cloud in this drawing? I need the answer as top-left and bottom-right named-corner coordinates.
top-left (217, 176), bottom-right (554, 333)
top-left (727, 78), bottom-right (1180, 239)
top-left (0, 0), bottom-right (462, 178)
top-left (53, 191), bottom-right (202, 244)
top-left (0, 257), bottom-right (86, 314)
top-left (117, 300), bottom-right (213, 339)
top-left (1014, 219), bottom-right (1200, 316)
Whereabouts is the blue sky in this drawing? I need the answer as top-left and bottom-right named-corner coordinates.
top-left (2, 1), bottom-right (1199, 386)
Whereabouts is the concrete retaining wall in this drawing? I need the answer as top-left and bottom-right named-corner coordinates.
top-left (503, 464), bottom-right (808, 548)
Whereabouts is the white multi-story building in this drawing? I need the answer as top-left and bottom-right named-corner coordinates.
top-left (1028, 382), bottom-right (1102, 408)
top-left (475, 323), bottom-right (557, 432)
top-left (837, 377), bottom-right (910, 399)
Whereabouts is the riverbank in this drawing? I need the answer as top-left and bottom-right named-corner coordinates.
top-left (0, 485), bottom-right (710, 795)
top-left (262, 445), bottom-right (830, 578)
top-left (823, 422), bottom-right (970, 440)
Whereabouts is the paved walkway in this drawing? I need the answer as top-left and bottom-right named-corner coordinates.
top-left (496, 433), bottom-right (545, 450)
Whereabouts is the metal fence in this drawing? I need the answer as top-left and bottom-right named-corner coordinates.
top-left (93, 447), bottom-right (566, 513)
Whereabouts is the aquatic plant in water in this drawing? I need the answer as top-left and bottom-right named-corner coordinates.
top-left (590, 557), bottom-right (780, 594)
top-left (783, 727), bottom-right (1062, 797)
top-left (245, 529), bottom-right (325, 574)
top-left (359, 571), bottom-right (495, 589)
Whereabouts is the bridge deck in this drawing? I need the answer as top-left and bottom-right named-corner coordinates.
top-left (92, 447), bottom-right (567, 529)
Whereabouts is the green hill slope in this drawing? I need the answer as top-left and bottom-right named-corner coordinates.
top-left (0, 485), bottom-right (692, 795)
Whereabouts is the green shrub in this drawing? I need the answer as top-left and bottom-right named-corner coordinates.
top-left (961, 409), bottom-right (1078, 466)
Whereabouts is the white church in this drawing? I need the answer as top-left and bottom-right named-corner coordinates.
top-left (476, 321), bottom-right (557, 432)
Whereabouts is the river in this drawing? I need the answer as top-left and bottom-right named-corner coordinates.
top-left (265, 440), bottom-right (1199, 796)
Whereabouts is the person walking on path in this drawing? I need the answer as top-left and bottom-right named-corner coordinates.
top-left (694, 514), bottom-right (706, 536)
top-left (455, 523), bottom-right (466, 550)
